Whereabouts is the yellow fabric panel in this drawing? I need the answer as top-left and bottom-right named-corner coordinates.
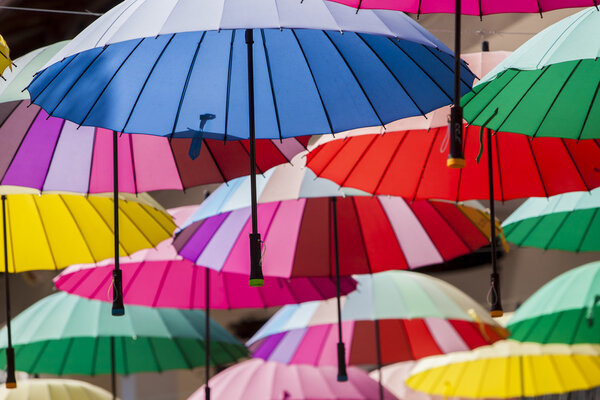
top-left (0, 194), bottom-right (174, 273)
top-left (0, 35), bottom-right (12, 78)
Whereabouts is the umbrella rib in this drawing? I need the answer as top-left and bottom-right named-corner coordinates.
top-left (530, 60), bottom-right (582, 138)
top-left (315, 137), bottom-right (352, 183)
top-left (121, 34), bottom-right (176, 134)
top-left (290, 30), bottom-right (334, 135)
top-left (494, 67), bottom-right (552, 134)
top-left (152, 260), bottom-right (171, 307)
top-left (410, 129), bottom-right (438, 203)
top-left (356, 34), bottom-right (426, 117)
top-left (223, 31), bottom-right (235, 141)
top-left (48, 48), bottom-right (108, 119)
top-left (560, 139), bottom-right (591, 191)
top-left (542, 212), bottom-right (569, 250)
top-left (522, 139), bottom-right (548, 198)
top-left (170, 32), bottom-right (207, 140)
top-left (421, 44), bottom-right (473, 100)
top-left (127, 134), bottom-right (140, 194)
top-left (146, 337), bottom-right (165, 372)
top-left (57, 337), bottom-right (75, 375)
top-left (80, 40), bottom-right (145, 128)
top-left (322, 31), bottom-right (385, 128)
top-left (371, 132), bottom-right (409, 197)
top-left (575, 207), bottom-right (599, 252)
top-left (203, 139), bottom-right (228, 182)
top-left (28, 54), bottom-right (77, 106)
top-left (0, 106), bottom-right (44, 184)
top-left (27, 340), bottom-right (50, 374)
top-left (307, 276), bottom-right (327, 302)
top-left (259, 29), bottom-right (283, 142)
top-left (576, 73), bottom-right (600, 141)
top-left (338, 135), bottom-right (377, 189)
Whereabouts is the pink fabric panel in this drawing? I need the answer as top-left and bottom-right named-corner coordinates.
top-left (424, 317), bottom-right (470, 353)
top-left (130, 133), bottom-right (184, 192)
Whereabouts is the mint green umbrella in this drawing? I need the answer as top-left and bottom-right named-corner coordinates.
top-left (0, 292), bottom-right (246, 395)
top-left (507, 261), bottom-right (600, 344)
top-left (462, 8), bottom-right (600, 139)
top-left (502, 188), bottom-right (600, 251)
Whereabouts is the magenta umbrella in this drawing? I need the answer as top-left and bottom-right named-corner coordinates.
top-left (187, 358), bottom-right (399, 400)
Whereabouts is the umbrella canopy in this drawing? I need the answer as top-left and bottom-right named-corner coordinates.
top-left (321, 0), bottom-right (596, 15)
top-left (507, 261), bottom-right (600, 345)
top-left (0, 42), bottom-right (309, 193)
top-left (462, 7), bottom-right (600, 139)
top-left (27, 0), bottom-right (474, 139)
top-left (369, 362), bottom-right (504, 400)
top-left (502, 188), bottom-right (600, 251)
top-left (0, 292), bottom-right (247, 375)
top-left (247, 271), bottom-right (508, 365)
top-left (0, 191), bottom-right (174, 273)
top-left (0, 35), bottom-right (11, 79)
top-left (53, 221), bottom-right (357, 309)
top-left (406, 340), bottom-right (600, 398)
top-left (0, 379), bottom-right (114, 400)
top-left (187, 358), bottom-right (399, 400)
top-left (174, 163), bottom-right (494, 276)
top-left (305, 49), bottom-right (600, 201)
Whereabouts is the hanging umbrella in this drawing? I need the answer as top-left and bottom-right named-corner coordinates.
top-left (369, 361), bottom-right (505, 400)
top-left (0, 42), bottom-right (310, 193)
top-left (0, 35), bottom-right (12, 79)
top-left (174, 159), bottom-right (496, 383)
top-left (187, 358), bottom-right (399, 400)
top-left (26, 0), bottom-right (475, 299)
top-left (0, 190), bottom-right (175, 388)
top-left (502, 188), bottom-right (600, 252)
top-left (507, 261), bottom-right (600, 345)
top-left (53, 230), bottom-right (357, 309)
top-left (406, 340), bottom-right (600, 398)
top-left (0, 379), bottom-right (115, 400)
top-left (247, 271), bottom-right (507, 367)
top-left (0, 292), bottom-right (247, 399)
top-left (462, 7), bottom-right (600, 139)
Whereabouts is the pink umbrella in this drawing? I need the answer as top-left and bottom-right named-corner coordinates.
top-left (187, 359), bottom-right (399, 400)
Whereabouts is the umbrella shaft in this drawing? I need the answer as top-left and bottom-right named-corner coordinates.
top-left (2, 196), bottom-right (12, 348)
top-left (111, 336), bottom-right (116, 400)
top-left (453, 0), bottom-right (461, 106)
top-left (487, 128), bottom-right (497, 274)
top-left (205, 267), bottom-right (211, 398)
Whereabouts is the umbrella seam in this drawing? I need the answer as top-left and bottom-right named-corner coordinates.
top-left (166, 137), bottom-right (186, 190)
top-left (30, 195), bottom-right (60, 270)
top-left (428, 201), bottom-right (473, 253)
top-left (65, 196), bottom-right (109, 263)
top-left (370, 132), bottom-right (409, 197)
top-left (28, 53), bottom-right (78, 106)
top-left (525, 138), bottom-right (549, 198)
top-left (560, 138), bottom-right (591, 191)
top-left (575, 207), bottom-right (599, 252)
top-left (420, 44), bottom-right (473, 100)
top-left (121, 34), bottom-right (176, 134)
top-left (576, 70), bottom-right (600, 141)
top-left (203, 139), bottom-right (229, 182)
top-left (338, 135), bottom-right (377, 189)
top-left (410, 129), bottom-right (438, 202)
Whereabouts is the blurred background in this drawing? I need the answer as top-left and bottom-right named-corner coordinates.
top-left (1, 1), bottom-right (598, 399)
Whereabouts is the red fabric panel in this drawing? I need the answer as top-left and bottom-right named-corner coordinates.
top-left (449, 319), bottom-right (493, 349)
top-left (292, 198), bottom-right (331, 277)
top-left (377, 319), bottom-right (415, 364)
top-left (335, 198), bottom-right (370, 275)
top-left (352, 197), bottom-right (408, 272)
top-left (430, 201), bottom-right (489, 251)
top-left (402, 319), bottom-right (443, 359)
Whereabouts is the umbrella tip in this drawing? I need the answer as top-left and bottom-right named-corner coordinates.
top-left (249, 278), bottom-right (264, 287)
top-left (5, 382), bottom-right (16, 389)
top-left (490, 309), bottom-right (504, 318)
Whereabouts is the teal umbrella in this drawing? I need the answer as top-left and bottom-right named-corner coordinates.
top-left (502, 188), bottom-right (600, 252)
top-left (462, 7), bottom-right (600, 139)
top-left (0, 292), bottom-right (247, 397)
top-left (507, 261), bottom-right (600, 345)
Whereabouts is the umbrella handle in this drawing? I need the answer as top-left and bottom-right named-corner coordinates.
top-left (587, 295), bottom-right (600, 326)
top-left (337, 342), bottom-right (347, 382)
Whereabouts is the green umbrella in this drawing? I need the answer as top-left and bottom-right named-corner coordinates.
top-left (0, 292), bottom-right (247, 397)
top-left (462, 7), bottom-right (600, 139)
top-left (507, 261), bottom-right (600, 344)
top-left (502, 188), bottom-right (600, 252)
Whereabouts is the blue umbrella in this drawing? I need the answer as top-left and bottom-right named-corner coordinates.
top-left (27, 2), bottom-right (473, 392)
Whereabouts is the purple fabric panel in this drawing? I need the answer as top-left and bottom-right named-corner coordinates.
top-left (43, 121), bottom-right (95, 193)
top-left (0, 102), bottom-right (40, 183)
top-left (177, 212), bottom-right (230, 268)
top-left (250, 333), bottom-right (286, 360)
top-left (3, 108), bottom-right (63, 190)
top-left (267, 329), bottom-right (307, 364)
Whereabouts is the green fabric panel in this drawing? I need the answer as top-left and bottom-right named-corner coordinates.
top-left (510, 308), bottom-right (599, 345)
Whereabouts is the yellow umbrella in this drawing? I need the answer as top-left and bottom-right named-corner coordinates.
top-left (0, 379), bottom-right (115, 400)
top-left (0, 35), bottom-right (13, 78)
top-left (406, 340), bottom-right (600, 398)
top-left (0, 190), bottom-right (175, 388)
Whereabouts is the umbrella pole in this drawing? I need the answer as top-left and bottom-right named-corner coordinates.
top-left (374, 319), bottom-right (384, 400)
top-left (205, 267), bottom-right (211, 400)
top-left (447, 0), bottom-right (465, 168)
top-left (246, 29), bottom-right (264, 288)
top-left (110, 336), bottom-right (116, 400)
top-left (331, 197), bottom-right (347, 382)
top-left (112, 131), bottom-right (124, 316)
top-left (1, 196), bottom-right (16, 389)
top-left (487, 127), bottom-right (503, 317)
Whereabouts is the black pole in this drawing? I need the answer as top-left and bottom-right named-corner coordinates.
top-left (374, 319), bottom-right (384, 400)
top-left (246, 29), bottom-right (264, 288)
top-left (487, 127), bottom-right (503, 318)
top-left (1, 196), bottom-right (15, 389)
top-left (448, 0), bottom-right (465, 169)
top-left (112, 131), bottom-right (124, 316)
top-left (331, 197), bottom-right (347, 382)
top-left (205, 266), bottom-right (211, 400)
top-left (110, 336), bottom-right (116, 400)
